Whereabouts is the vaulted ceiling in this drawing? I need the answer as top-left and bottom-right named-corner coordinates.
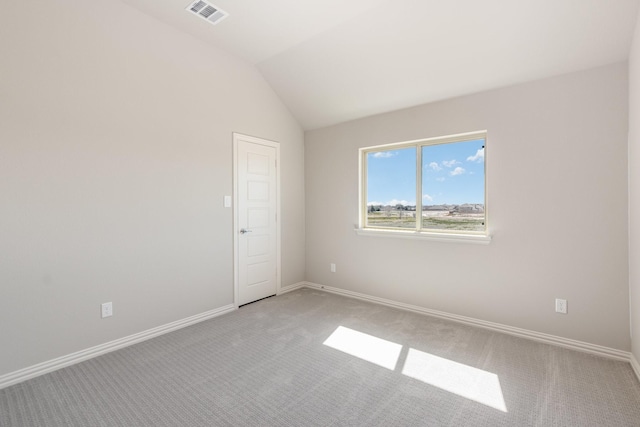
top-left (123, 0), bottom-right (640, 130)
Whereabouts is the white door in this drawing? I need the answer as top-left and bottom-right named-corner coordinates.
top-left (233, 133), bottom-right (280, 306)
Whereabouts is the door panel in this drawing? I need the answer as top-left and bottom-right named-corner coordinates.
top-left (235, 134), bottom-right (279, 306)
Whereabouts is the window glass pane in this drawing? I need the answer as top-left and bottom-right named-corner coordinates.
top-left (421, 139), bottom-right (485, 232)
top-left (367, 147), bottom-right (417, 229)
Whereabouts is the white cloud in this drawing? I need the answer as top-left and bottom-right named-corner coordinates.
top-left (467, 148), bottom-right (484, 163)
top-left (450, 167), bottom-right (465, 176)
top-left (387, 199), bottom-right (412, 206)
top-left (372, 151), bottom-right (395, 158)
top-left (422, 194), bottom-right (433, 202)
top-left (427, 162), bottom-right (441, 171)
top-left (436, 177), bottom-right (445, 182)
top-left (442, 159), bottom-right (459, 168)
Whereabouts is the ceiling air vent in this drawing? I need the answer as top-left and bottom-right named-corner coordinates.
top-left (186, 1), bottom-right (229, 25)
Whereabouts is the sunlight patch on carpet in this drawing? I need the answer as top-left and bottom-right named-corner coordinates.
top-left (402, 348), bottom-right (507, 412)
top-left (323, 326), bottom-right (402, 370)
top-left (324, 326), bottom-right (507, 412)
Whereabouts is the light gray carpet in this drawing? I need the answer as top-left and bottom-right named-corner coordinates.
top-left (1, 289), bottom-right (640, 426)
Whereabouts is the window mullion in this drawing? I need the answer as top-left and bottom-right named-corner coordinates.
top-left (416, 146), bottom-right (422, 231)
top-left (361, 152), bottom-right (367, 228)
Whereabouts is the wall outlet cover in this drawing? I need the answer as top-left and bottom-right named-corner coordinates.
top-left (101, 302), bottom-right (113, 318)
top-left (555, 298), bottom-right (567, 314)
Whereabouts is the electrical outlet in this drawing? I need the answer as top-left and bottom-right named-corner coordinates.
top-left (330, 263), bottom-right (336, 273)
top-left (101, 302), bottom-right (113, 318)
top-left (555, 298), bottom-right (567, 314)
top-left (223, 196), bottom-right (231, 208)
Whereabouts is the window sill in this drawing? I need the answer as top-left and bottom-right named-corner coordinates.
top-left (354, 228), bottom-right (491, 244)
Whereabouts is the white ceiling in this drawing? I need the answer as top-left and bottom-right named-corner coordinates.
top-left (123, 0), bottom-right (640, 130)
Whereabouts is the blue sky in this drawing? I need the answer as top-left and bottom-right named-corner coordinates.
top-left (367, 138), bottom-right (485, 206)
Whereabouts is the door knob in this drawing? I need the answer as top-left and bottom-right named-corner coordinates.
top-left (240, 228), bottom-right (252, 234)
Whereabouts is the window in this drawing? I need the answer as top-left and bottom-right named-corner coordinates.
top-left (360, 131), bottom-right (487, 239)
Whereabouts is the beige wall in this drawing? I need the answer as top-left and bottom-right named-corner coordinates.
top-left (0, 0), bottom-right (305, 376)
top-left (630, 10), bottom-right (640, 364)
top-left (306, 63), bottom-right (630, 351)
top-left (1, 0), bottom-right (634, 381)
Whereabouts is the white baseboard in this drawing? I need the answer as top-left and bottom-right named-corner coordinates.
top-left (631, 353), bottom-right (640, 383)
top-left (0, 304), bottom-right (236, 390)
top-left (302, 282), bottom-right (632, 362)
top-left (3, 284), bottom-right (635, 390)
top-left (278, 281), bottom-right (307, 295)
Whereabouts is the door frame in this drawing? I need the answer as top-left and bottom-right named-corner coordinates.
top-left (232, 133), bottom-right (281, 308)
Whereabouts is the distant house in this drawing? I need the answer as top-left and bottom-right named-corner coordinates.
top-left (424, 204), bottom-right (449, 211)
top-left (459, 204), bottom-right (485, 213)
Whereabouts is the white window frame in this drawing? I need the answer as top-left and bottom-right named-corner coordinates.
top-left (357, 131), bottom-right (491, 244)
